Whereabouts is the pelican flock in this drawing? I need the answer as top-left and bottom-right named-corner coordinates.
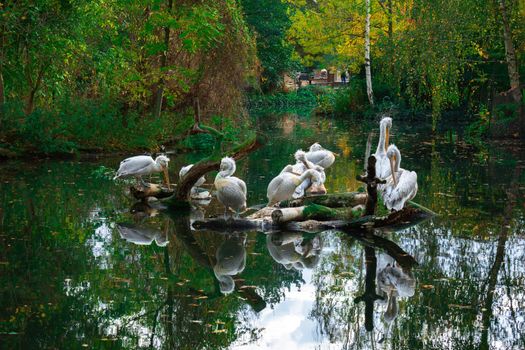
top-left (114, 155), bottom-right (170, 188)
top-left (114, 118), bottom-right (418, 221)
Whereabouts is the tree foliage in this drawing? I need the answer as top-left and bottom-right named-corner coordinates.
top-left (287, 0), bottom-right (525, 124)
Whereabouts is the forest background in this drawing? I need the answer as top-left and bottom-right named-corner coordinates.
top-left (0, 0), bottom-right (523, 156)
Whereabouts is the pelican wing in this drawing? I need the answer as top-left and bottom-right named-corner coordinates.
top-left (306, 151), bottom-right (335, 169)
top-left (231, 177), bottom-right (247, 196)
top-left (385, 170), bottom-right (418, 211)
top-left (116, 155), bottom-right (154, 177)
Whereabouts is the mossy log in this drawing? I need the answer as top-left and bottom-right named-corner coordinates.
top-left (271, 204), bottom-right (364, 224)
top-left (279, 192), bottom-right (367, 208)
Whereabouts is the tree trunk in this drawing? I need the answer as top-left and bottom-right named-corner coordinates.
top-left (152, 0), bottom-right (173, 119)
top-left (25, 67), bottom-right (45, 115)
top-left (498, 0), bottom-right (523, 136)
top-left (364, 0), bottom-right (374, 106)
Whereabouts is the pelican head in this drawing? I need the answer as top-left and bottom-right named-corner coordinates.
top-left (219, 157), bottom-right (236, 176)
top-left (155, 155), bottom-right (170, 189)
top-left (380, 117), bottom-right (393, 149)
top-left (155, 155), bottom-right (170, 168)
top-left (309, 143), bottom-right (323, 152)
top-left (386, 144), bottom-right (401, 186)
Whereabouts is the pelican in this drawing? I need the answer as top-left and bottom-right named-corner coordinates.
top-left (382, 144), bottom-right (418, 211)
top-left (306, 143), bottom-right (336, 169)
top-left (282, 150), bottom-right (327, 197)
top-left (214, 157), bottom-right (247, 218)
top-left (267, 156), bottom-right (323, 206)
top-left (374, 117), bottom-right (392, 179)
top-left (213, 234), bottom-right (246, 294)
top-left (114, 155), bottom-right (170, 189)
top-left (179, 164), bottom-right (209, 199)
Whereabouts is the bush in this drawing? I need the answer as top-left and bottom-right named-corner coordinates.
top-left (0, 99), bottom-right (179, 155)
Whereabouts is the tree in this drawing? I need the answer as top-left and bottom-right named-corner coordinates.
top-left (241, 0), bottom-right (296, 92)
top-left (364, 0), bottom-right (374, 105)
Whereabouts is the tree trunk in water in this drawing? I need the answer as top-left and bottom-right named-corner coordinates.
top-left (152, 0), bottom-right (173, 119)
top-left (498, 0), bottom-right (523, 135)
top-left (365, 0), bottom-right (374, 106)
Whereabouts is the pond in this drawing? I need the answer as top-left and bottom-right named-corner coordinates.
top-left (1, 110), bottom-right (524, 349)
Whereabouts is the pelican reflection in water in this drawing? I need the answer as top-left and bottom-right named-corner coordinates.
top-left (116, 223), bottom-right (169, 247)
top-left (266, 232), bottom-right (322, 270)
top-left (376, 253), bottom-right (415, 340)
top-left (213, 234), bottom-right (247, 294)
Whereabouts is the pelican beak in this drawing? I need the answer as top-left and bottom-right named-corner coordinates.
top-left (162, 167), bottom-right (171, 190)
top-left (385, 126), bottom-right (390, 149)
top-left (389, 156), bottom-right (397, 186)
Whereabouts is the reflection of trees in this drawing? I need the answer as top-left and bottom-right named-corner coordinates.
top-left (310, 230), bottom-right (417, 349)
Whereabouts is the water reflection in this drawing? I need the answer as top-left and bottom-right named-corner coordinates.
top-left (116, 223), bottom-right (169, 247)
top-left (1, 114), bottom-right (524, 349)
top-left (267, 232), bottom-right (322, 271)
top-left (214, 234), bottom-right (247, 294)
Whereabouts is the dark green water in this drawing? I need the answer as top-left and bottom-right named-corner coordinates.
top-left (1, 111), bottom-right (524, 349)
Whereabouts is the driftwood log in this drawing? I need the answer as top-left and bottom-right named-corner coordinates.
top-left (191, 195), bottom-right (435, 234)
top-left (130, 183), bottom-right (176, 201)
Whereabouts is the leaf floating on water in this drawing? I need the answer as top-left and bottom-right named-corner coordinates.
top-left (112, 277), bottom-right (131, 283)
top-left (449, 304), bottom-right (472, 309)
top-left (240, 285), bottom-right (257, 289)
top-left (421, 284), bottom-right (435, 289)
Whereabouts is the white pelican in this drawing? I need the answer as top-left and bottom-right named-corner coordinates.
top-left (306, 143), bottom-right (336, 169)
top-left (214, 157), bottom-right (247, 218)
top-left (213, 234), bottom-right (246, 294)
top-left (381, 144), bottom-right (418, 211)
top-left (282, 150), bottom-right (327, 197)
top-left (114, 155), bottom-right (170, 189)
top-left (179, 164), bottom-right (209, 199)
top-left (267, 162), bottom-right (322, 206)
top-left (374, 117), bottom-right (392, 179)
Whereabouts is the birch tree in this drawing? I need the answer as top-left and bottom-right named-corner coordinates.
top-left (364, 0), bottom-right (374, 105)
